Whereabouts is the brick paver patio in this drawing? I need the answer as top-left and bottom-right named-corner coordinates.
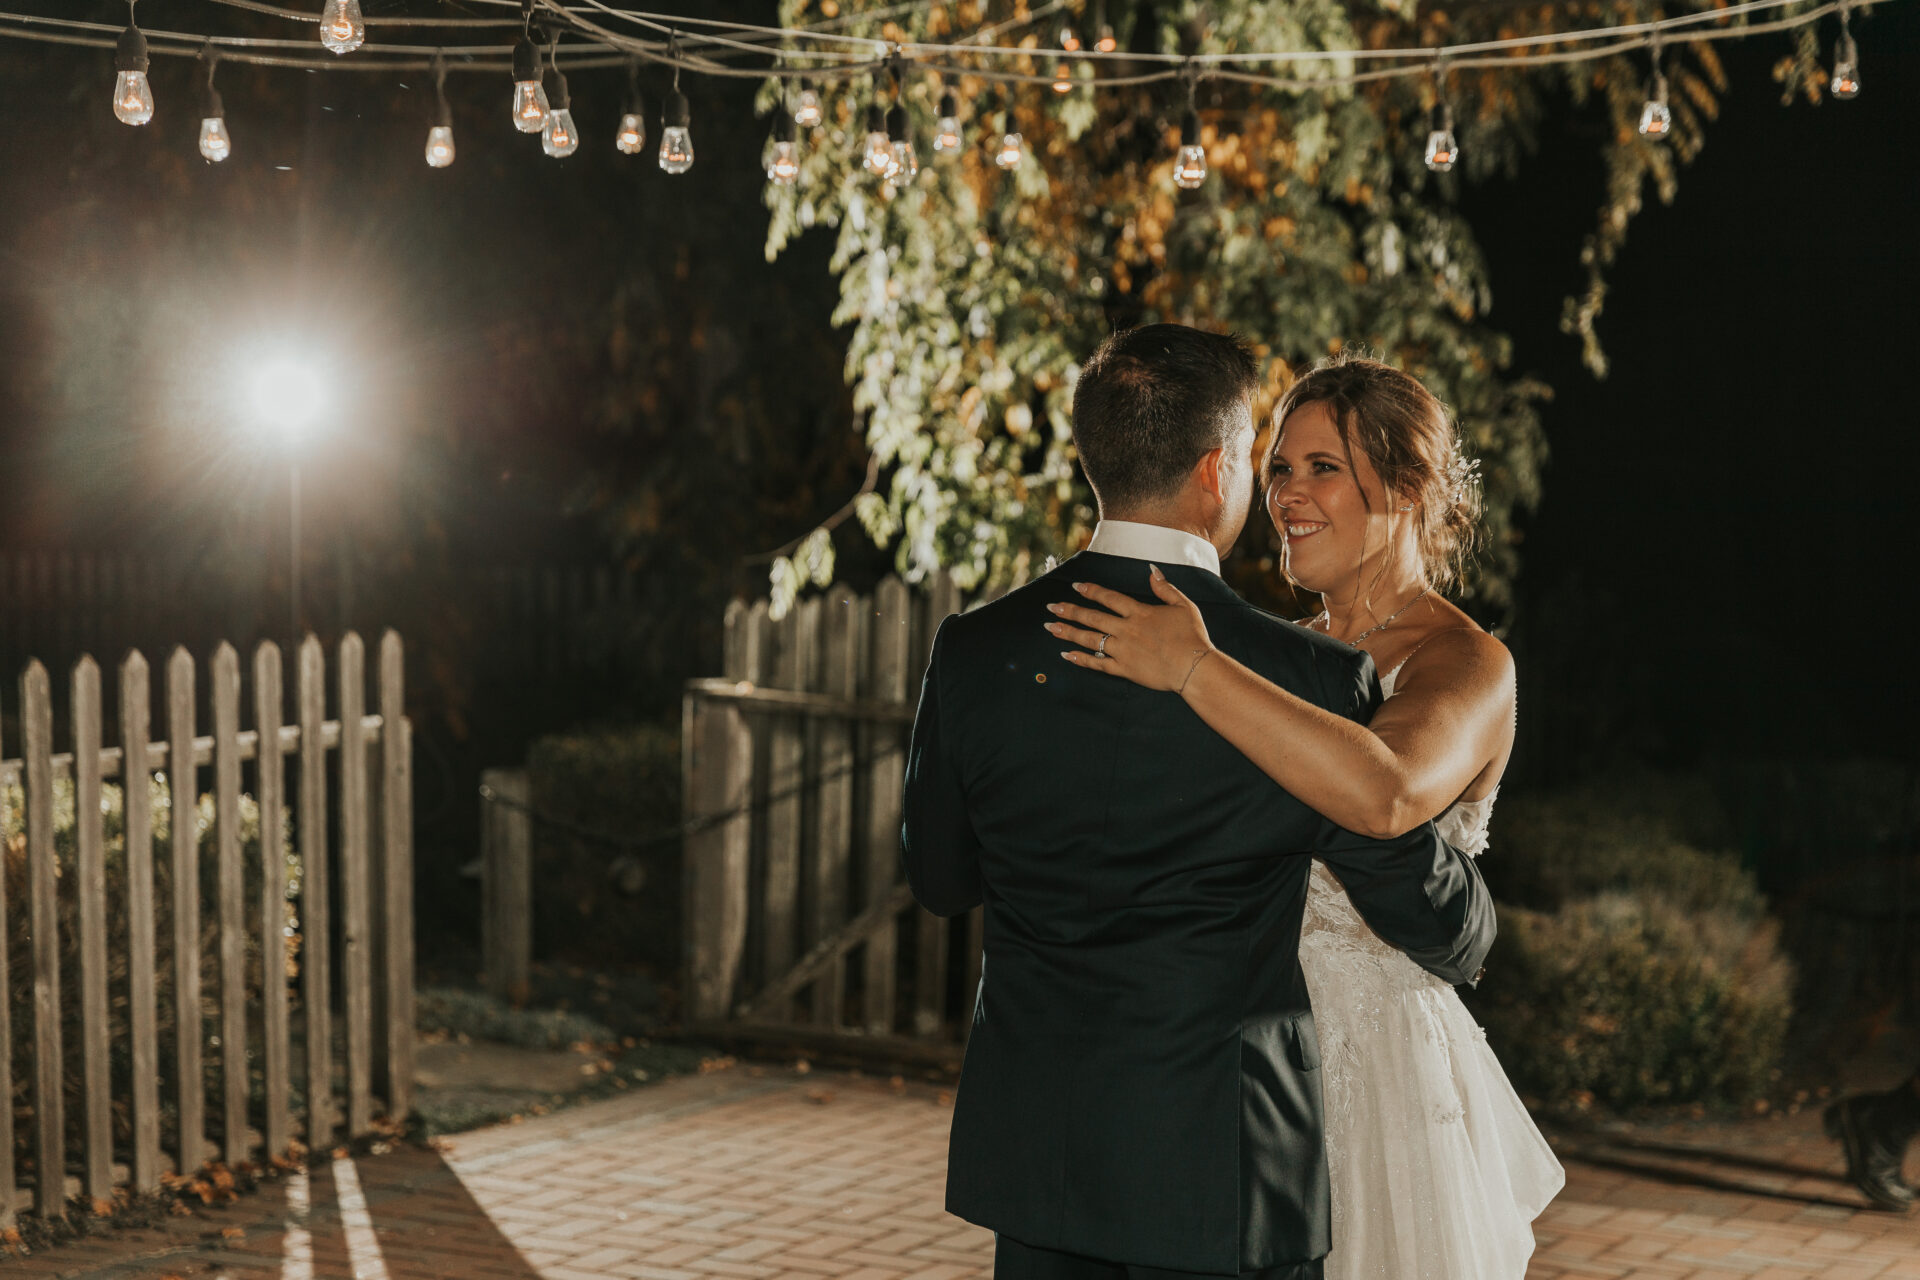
top-left (6, 1066), bottom-right (1918, 1279)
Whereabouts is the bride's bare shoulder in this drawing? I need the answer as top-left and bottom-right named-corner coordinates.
top-left (1393, 613), bottom-right (1513, 700)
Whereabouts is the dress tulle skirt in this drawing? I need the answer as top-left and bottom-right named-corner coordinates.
top-left (1303, 947), bottom-right (1566, 1280)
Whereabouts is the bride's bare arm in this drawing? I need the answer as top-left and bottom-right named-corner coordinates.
top-left (1046, 573), bottom-right (1515, 839)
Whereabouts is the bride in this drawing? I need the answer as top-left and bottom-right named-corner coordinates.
top-left (1043, 354), bottom-right (1565, 1279)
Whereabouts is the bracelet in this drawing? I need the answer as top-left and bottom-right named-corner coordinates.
top-left (1176, 647), bottom-right (1215, 694)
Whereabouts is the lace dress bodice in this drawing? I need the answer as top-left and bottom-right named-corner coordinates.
top-left (1300, 662), bottom-right (1498, 962)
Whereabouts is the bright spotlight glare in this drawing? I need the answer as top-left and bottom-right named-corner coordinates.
top-left (246, 356), bottom-right (329, 445)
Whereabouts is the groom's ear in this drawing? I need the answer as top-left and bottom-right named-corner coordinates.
top-left (1193, 446), bottom-right (1228, 503)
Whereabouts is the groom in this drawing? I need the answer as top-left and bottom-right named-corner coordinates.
top-left (902, 324), bottom-right (1496, 1279)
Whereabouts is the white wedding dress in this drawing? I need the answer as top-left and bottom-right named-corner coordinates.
top-left (1298, 662), bottom-right (1564, 1280)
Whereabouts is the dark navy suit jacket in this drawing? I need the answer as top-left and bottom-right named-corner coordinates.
top-left (901, 552), bottom-right (1495, 1275)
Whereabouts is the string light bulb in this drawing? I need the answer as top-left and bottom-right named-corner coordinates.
top-left (995, 129), bottom-right (1025, 171)
top-left (1638, 71), bottom-right (1672, 138)
top-left (1059, 19), bottom-right (1081, 52)
top-left (112, 12), bottom-right (153, 127)
top-left (1052, 60), bottom-right (1074, 94)
top-left (1831, 7), bottom-right (1860, 98)
top-left (885, 103), bottom-right (917, 187)
top-left (1095, 1), bottom-right (1117, 53)
top-left (793, 78), bottom-right (823, 128)
top-left (319, 0), bottom-right (365, 55)
top-left (767, 109), bottom-right (800, 186)
top-left (1424, 101), bottom-right (1458, 172)
top-left (934, 81), bottom-right (962, 154)
top-left (1175, 109), bottom-right (1207, 189)
top-left (863, 101), bottom-right (891, 175)
top-left (616, 61), bottom-right (646, 154)
top-left (659, 89), bottom-right (694, 173)
top-left (198, 50), bottom-right (230, 162)
top-left (510, 35), bottom-right (548, 133)
top-left (425, 57), bottom-right (455, 168)
top-left (542, 68), bottom-right (579, 158)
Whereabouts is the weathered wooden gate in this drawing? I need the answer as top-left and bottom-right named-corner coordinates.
top-left (680, 571), bottom-right (989, 1060)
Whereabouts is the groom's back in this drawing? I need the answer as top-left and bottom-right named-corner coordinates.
top-left (909, 551), bottom-right (1376, 1274)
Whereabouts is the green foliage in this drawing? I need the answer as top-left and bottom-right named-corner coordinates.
top-left (1469, 774), bottom-right (1793, 1110)
top-left (415, 986), bottom-right (617, 1051)
top-left (524, 724), bottom-right (682, 970)
top-left (755, 0), bottom-right (1788, 611)
top-left (1488, 772), bottom-right (1764, 919)
top-left (1474, 893), bottom-right (1793, 1109)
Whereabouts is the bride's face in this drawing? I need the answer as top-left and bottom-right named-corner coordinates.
top-left (1266, 401), bottom-right (1398, 594)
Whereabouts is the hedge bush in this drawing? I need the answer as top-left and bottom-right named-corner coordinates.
top-left (1471, 892), bottom-right (1794, 1109)
top-left (524, 723), bottom-right (680, 971)
top-left (1468, 772), bottom-right (1794, 1111)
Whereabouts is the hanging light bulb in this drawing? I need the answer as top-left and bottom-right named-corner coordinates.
top-left (1424, 101), bottom-right (1458, 172)
top-left (1059, 19), bottom-right (1081, 52)
top-left (616, 111), bottom-right (646, 154)
top-left (863, 101), bottom-right (892, 175)
top-left (614, 60), bottom-right (646, 154)
top-left (319, 0), bottom-right (365, 55)
top-left (510, 36), bottom-right (549, 132)
top-left (1095, 1), bottom-right (1118, 53)
top-left (1052, 60), bottom-right (1074, 94)
top-left (885, 104), bottom-right (918, 187)
top-left (767, 110), bottom-right (800, 186)
top-left (542, 70), bottom-right (579, 158)
top-left (113, 18), bottom-right (154, 126)
top-left (424, 54), bottom-right (455, 167)
top-left (934, 82), bottom-right (962, 155)
top-left (1174, 109), bottom-right (1207, 189)
top-left (1831, 9), bottom-right (1861, 98)
top-left (197, 51), bottom-right (230, 162)
top-left (995, 129), bottom-right (1025, 170)
top-left (793, 77), bottom-right (824, 128)
top-left (1637, 70), bottom-right (1672, 138)
top-left (659, 88), bottom-right (694, 173)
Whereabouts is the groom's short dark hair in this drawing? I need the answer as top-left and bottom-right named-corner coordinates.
top-left (1071, 324), bottom-right (1260, 512)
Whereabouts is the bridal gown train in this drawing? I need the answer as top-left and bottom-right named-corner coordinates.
top-left (1298, 662), bottom-right (1564, 1280)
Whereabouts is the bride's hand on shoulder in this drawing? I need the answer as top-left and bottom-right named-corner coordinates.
top-left (1044, 565), bottom-right (1214, 692)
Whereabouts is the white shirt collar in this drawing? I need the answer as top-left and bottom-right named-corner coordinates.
top-left (1084, 520), bottom-right (1222, 577)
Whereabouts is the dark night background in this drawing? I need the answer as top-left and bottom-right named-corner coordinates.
top-left (1, 2), bottom-right (1915, 986)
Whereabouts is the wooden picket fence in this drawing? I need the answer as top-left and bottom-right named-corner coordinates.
top-left (681, 571), bottom-right (1001, 1061)
top-left (0, 632), bottom-right (413, 1225)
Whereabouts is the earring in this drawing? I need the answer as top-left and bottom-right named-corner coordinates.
top-left (1399, 503), bottom-right (1414, 512)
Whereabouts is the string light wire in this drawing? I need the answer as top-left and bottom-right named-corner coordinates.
top-left (0, 0), bottom-right (1887, 87)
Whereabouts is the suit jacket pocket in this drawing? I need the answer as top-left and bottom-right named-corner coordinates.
top-left (1286, 1012), bottom-right (1321, 1072)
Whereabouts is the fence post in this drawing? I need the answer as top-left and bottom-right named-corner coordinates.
top-left (0, 686), bottom-right (17, 1224)
top-left (73, 657), bottom-right (114, 1204)
top-left (338, 633), bottom-right (373, 1138)
top-left (254, 642), bottom-right (292, 1161)
top-left (480, 768), bottom-right (532, 1004)
top-left (167, 647), bottom-right (204, 1178)
top-left (298, 636), bottom-right (333, 1152)
top-left (212, 644), bottom-right (249, 1168)
top-left (864, 578), bottom-right (912, 1035)
top-left (378, 631), bottom-right (415, 1122)
top-left (24, 662), bottom-right (66, 1216)
top-left (811, 590), bottom-right (860, 1027)
top-left (120, 651), bottom-right (161, 1191)
top-left (681, 687), bottom-right (753, 1026)
top-left (762, 600), bottom-right (813, 1021)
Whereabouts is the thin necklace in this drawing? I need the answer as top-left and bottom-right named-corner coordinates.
top-left (1316, 585), bottom-right (1433, 647)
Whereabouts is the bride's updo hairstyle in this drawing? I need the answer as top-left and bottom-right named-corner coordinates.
top-left (1269, 353), bottom-right (1484, 593)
